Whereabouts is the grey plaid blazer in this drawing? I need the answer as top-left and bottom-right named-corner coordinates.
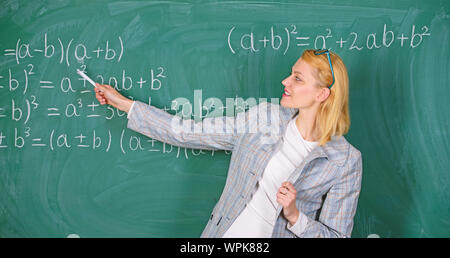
top-left (127, 100), bottom-right (363, 238)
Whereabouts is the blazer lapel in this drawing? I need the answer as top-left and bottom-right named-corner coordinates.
top-left (273, 105), bottom-right (350, 217)
top-left (289, 135), bottom-right (349, 185)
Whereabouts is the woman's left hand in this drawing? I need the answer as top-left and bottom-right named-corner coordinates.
top-left (277, 181), bottom-right (299, 226)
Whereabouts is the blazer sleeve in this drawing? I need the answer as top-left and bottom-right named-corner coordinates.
top-left (300, 148), bottom-right (363, 238)
top-left (126, 100), bottom-right (261, 151)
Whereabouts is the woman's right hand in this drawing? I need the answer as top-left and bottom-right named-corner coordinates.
top-left (94, 84), bottom-right (134, 113)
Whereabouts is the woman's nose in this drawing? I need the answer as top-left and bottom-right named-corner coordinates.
top-left (281, 76), bottom-right (289, 87)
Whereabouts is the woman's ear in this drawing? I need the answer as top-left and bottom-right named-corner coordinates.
top-left (316, 87), bottom-right (331, 103)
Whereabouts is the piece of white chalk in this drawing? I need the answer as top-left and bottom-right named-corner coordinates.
top-left (76, 69), bottom-right (97, 88)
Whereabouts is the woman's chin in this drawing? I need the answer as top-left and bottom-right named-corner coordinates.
top-left (281, 98), bottom-right (302, 110)
top-left (280, 98), bottom-right (293, 108)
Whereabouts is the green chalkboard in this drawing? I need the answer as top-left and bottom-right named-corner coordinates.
top-left (0, 0), bottom-right (449, 237)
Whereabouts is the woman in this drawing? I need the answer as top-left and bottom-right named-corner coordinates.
top-left (94, 49), bottom-right (363, 238)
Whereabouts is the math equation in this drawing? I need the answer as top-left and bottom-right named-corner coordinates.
top-left (0, 22), bottom-right (432, 157)
top-left (227, 24), bottom-right (431, 54)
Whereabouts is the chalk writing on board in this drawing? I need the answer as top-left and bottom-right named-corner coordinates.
top-left (1, 71), bottom-right (166, 123)
top-left (2, 22), bottom-right (432, 156)
top-left (0, 33), bottom-right (226, 159)
top-left (0, 127), bottom-right (231, 158)
top-left (3, 34), bottom-right (124, 65)
top-left (228, 24), bottom-right (431, 54)
top-left (3, 66), bottom-right (166, 96)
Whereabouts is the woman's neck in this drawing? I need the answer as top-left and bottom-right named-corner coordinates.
top-left (295, 109), bottom-right (320, 142)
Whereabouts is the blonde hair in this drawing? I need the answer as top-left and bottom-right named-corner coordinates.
top-left (301, 49), bottom-right (350, 146)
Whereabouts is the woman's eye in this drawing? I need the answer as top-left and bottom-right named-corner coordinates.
top-left (295, 77), bottom-right (302, 81)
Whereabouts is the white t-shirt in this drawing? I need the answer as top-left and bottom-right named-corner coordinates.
top-left (222, 114), bottom-right (318, 238)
